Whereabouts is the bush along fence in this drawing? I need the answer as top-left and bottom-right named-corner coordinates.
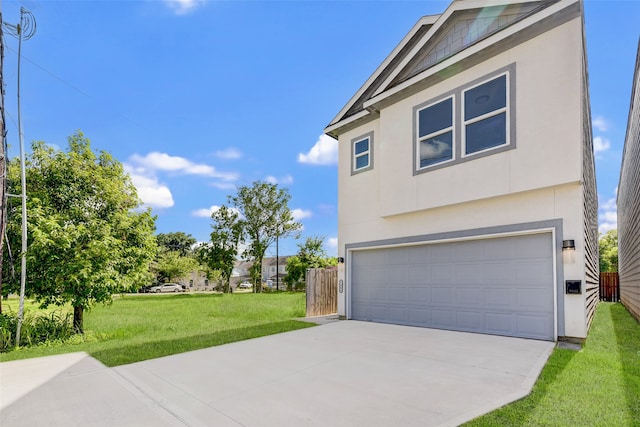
top-left (599, 272), bottom-right (620, 302)
top-left (0, 310), bottom-right (75, 352)
top-left (306, 268), bottom-right (338, 317)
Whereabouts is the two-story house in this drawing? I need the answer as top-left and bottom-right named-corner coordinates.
top-left (325, 0), bottom-right (598, 341)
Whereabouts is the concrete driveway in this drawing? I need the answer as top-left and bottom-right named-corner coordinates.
top-left (1, 320), bottom-right (554, 427)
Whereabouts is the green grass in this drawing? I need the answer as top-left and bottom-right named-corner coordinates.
top-left (0, 293), bottom-right (314, 366)
top-left (466, 302), bottom-right (640, 426)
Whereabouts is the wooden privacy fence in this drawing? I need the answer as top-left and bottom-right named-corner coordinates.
top-left (599, 272), bottom-right (620, 302)
top-left (306, 268), bottom-right (338, 317)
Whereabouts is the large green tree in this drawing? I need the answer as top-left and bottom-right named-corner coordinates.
top-left (599, 229), bottom-right (618, 272)
top-left (229, 181), bottom-right (301, 292)
top-left (152, 249), bottom-right (200, 284)
top-left (3, 133), bottom-right (157, 332)
top-left (198, 206), bottom-right (242, 293)
top-left (156, 232), bottom-right (196, 257)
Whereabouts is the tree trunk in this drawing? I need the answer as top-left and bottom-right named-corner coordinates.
top-left (73, 305), bottom-right (84, 334)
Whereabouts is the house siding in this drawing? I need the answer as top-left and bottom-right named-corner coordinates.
top-left (580, 12), bottom-right (599, 330)
top-left (618, 40), bottom-right (640, 323)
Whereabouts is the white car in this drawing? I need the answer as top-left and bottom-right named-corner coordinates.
top-left (149, 283), bottom-right (184, 293)
top-left (237, 282), bottom-right (253, 289)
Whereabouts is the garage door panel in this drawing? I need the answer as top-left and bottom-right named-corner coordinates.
top-left (515, 234), bottom-right (551, 257)
top-left (485, 262), bottom-right (516, 283)
top-left (455, 263), bottom-right (484, 284)
top-left (432, 309), bottom-right (455, 328)
top-left (408, 309), bottom-right (431, 325)
top-left (516, 314), bottom-right (552, 339)
top-left (351, 233), bottom-right (555, 341)
top-left (516, 261), bottom-right (553, 284)
top-left (486, 312), bottom-right (515, 334)
top-left (457, 311), bottom-right (484, 331)
top-left (408, 286), bottom-right (430, 302)
top-left (432, 287), bottom-right (454, 305)
top-left (408, 265), bottom-right (430, 283)
top-left (485, 288), bottom-right (515, 307)
top-left (432, 265), bottom-right (454, 284)
top-left (456, 288), bottom-right (484, 306)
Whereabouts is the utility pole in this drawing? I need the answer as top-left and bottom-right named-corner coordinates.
top-left (3, 7), bottom-right (36, 346)
top-left (0, 7), bottom-right (6, 314)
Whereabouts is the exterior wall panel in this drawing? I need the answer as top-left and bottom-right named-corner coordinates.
top-left (618, 41), bottom-right (640, 323)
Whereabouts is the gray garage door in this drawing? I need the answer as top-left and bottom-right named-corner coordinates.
top-left (350, 233), bottom-right (555, 340)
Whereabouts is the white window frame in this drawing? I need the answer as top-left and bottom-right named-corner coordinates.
top-left (461, 72), bottom-right (510, 157)
top-left (351, 132), bottom-right (374, 174)
top-left (416, 95), bottom-right (455, 171)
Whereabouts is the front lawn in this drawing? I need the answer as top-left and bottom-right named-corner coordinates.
top-left (0, 292), bottom-right (313, 366)
top-left (466, 302), bottom-right (640, 426)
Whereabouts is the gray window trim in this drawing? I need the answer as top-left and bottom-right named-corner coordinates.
top-left (413, 63), bottom-right (516, 175)
top-left (351, 131), bottom-right (374, 175)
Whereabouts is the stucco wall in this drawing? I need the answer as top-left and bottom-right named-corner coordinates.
top-left (335, 17), bottom-right (591, 338)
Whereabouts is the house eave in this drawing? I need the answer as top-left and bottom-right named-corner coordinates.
top-left (363, 0), bottom-right (579, 113)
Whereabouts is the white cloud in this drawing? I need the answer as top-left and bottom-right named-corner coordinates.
top-left (593, 137), bottom-right (610, 157)
top-left (128, 152), bottom-right (238, 181)
top-left (592, 116), bottom-right (609, 132)
top-left (163, 0), bottom-right (206, 15)
top-left (598, 196), bottom-right (617, 233)
top-left (191, 205), bottom-right (221, 218)
top-left (215, 148), bottom-right (242, 160)
top-left (298, 134), bottom-right (338, 165)
top-left (326, 237), bottom-right (338, 249)
top-left (210, 182), bottom-right (237, 191)
top-left (265, 174), bottom-right (294, 185)
top-left (291, 208), bottom-right (312, 220)
top-left (127, 170), bottom-right (174, 208)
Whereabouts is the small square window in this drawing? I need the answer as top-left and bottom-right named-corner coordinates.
top-left (352, 133), bottom-right (373, 174)
top-left (416, 97), bottom-right (454, 169)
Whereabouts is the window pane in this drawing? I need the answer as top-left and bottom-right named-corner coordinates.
top-left (354, 138), bottom-right (369, 155)
top-left (419, 131), bottom-right (452, 168)
top-left (355, 154), bottom-right (369, 170)
top-left (464, 75), bottom-right (506, 121)
top-left (465, 112), bottom-right (507, 154)
top-left (419, 98), bottom-right (453, 137)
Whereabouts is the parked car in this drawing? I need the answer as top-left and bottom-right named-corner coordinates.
top-left (237, 282), bottom-right (252, 289)
top-left (149, 283), bottom-right (184, 293)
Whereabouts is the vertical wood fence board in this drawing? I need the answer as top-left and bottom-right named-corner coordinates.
top-left (306, 268), bottom-right (338, 317)
top-left (599, 272), bottom-right (620, 302)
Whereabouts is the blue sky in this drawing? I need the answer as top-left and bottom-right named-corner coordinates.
top-left (1, 0), bottom-right (637, 257)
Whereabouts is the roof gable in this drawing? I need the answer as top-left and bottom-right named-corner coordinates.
top-left (326, 0), bottom-right (566, 135)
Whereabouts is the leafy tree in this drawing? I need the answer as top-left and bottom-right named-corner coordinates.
top-left (599, 229), bottom-right (618, 272)
top-left (3, 133), bottom-right (157, 332)
top-left (198, 206), bottom-right (243, 293)
top-left (152, 249), bottom-right (200, 283)
top-left (284, 236), bottom-right (335, 290)
top-left (229, 181), bottom-right (301, 292)
top-left (156, 232), bottom-right (196, 256)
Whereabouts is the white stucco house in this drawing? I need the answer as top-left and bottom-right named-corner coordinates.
top-left (325, 0), bottom-right (598, 341)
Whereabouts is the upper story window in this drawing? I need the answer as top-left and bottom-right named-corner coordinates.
top-left (413, 65), bottom-right (514, 175)
top-left (463, 74), bottom-right (508, 155)
top-left (417, 97), bottom-right (454, 169)
top-left (352, 132), bottom-right (374, 174)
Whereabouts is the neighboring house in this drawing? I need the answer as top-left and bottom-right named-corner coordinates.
top-left (325, 0), bottom-right (598, 341)
top-left (618, 40), bottom-right (640, 323)
top-left (231, 257), bottom-right (290, 287)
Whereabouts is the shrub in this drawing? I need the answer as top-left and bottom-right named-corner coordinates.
top-left (0, 310), bottom-right (75, 352)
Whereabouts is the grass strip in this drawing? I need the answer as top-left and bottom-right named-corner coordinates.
top-left (465, 303), bottom-right (640, 426)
